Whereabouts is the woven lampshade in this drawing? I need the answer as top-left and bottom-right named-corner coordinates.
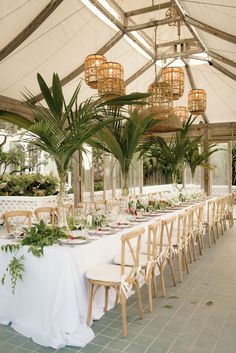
top-left (165, 6), bottom-right (180, 25)
top-left (162, 67), bottom-right (184, 100)
top-left (188, 89), bottom-right (206, 115)
top-left (172, 106), bottom-right (189, 123)
top-left (97, 62), bottom-right (125, 97)
top-left (148, 81), bottom-right (173, 119)
top-left (84, 54), bottom-right (107, 89)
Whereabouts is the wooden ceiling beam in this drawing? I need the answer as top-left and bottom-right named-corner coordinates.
top-left (33, 31), bottom-right (124, 102)
top-left (211, 60), bottom-right (236, 82)
top-left (0, 0), bottom-right (64, 62)
top-left (208, 51), bottom-right (236, 69)
top-left (125, 16), bottom-right (181, 32)
top-left (126, 58), bottom-right (176, 87)
top-left (183, 60), bottom-right (209, 124)
top-left (157, 48), bottom-right (203, 60)
top-left (125, 2), bottom-right (172, 17)
top-left (125, 60), bottom-right (154, 86)
top-left (186, 16), bottom-right (236, 45)
top-left (170, 0), bottom-right (205, 51)
top-left (88, 0), bottom-right (155, 59)
top-left (158, 122), bottom-right (236, 142)
top-left (105, 0), bottom-right (155, 48)
top-left (0, 95), bottom-right (32, 120)
top-left (156, 37), bottom-right (196, 49)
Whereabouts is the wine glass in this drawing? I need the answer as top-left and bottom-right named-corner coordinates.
top-left (74, 209), bottom-right (83, 231)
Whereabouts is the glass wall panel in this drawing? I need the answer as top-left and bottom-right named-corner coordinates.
top-left (82, 146), bottom-right (92, 200)
top-left (212, 143), bottom-right (228, 195)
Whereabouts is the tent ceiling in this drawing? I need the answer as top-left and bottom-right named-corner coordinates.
top-left (0, 0), bottom-right (236, 124)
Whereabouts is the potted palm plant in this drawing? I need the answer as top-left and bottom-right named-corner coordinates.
top-left (139, 116), bottom-right (198, 186)
top-left (0, 73), bottom-right (149, 227)
top-left (94, 108), bottom-right (159, 196)
top-left (184, 140), bottom-right (220, 187)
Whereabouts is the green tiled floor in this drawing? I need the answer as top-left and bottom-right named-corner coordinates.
top-left (1, 225), bottom-right (236, 353)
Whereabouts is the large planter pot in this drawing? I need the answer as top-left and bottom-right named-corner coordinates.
top-left (0, 194), bottom-right (74, 220)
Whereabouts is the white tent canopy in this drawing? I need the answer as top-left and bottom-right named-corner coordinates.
top-left (0, 0), bottom-right (236, 123)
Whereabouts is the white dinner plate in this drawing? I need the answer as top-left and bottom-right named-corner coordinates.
top-left (143, 212), bottom-right (160, 217)
top-left (88, 229), bottom-right (117, 236)
top-left (129, 217), bottom-right (149, 222)
top-left (110, 223), bottom-right (132, 229)
top-left (59, 238), bottom-right (90, 245)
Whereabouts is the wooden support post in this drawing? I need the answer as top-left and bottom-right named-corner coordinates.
top-left (227, 142), bottom-right (232, 193)
top-left (103, 154), bottom-right (107, 200)
top-left (203, 127), bottom-right (212, 195)
top-left (90, 150), bottom-right (94, 203)
top-left (182, 166), bottom-right (186, 189)
top-left (72, 150), bottom-right (83, 207)
top-left (112, 156), bottom-right (116, 199)
top-left (139, 159), bottom-right (143, 194)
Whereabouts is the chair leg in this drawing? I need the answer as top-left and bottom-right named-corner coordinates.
top-left (188, 240), bottom-right (193, 263)
top-left (120, 291), bottom-right (127, 337)
top-left (134, 280), bottom-right (144, 319)
top-left (104, 286), bottom-right (109, 312)
top-left (183, 250), bottom-right (189, 274)
top-left (208, 227), bottom-right (212, 248)
top-left (152, 266), bottom-right (158, 298)
top-left (192, 237), bottom-right (196, 262)
top-left (159, 263), bottom-right (166, 297)
top-left (178, 252), bottom-right (183, 283)
top-left (147, 270), bottom-right (153, 312)
top-left (114, 286), bottom-right (119, 308)
top-left (215, 221), bottom-right (220, 239)
top-left (197, 234), bottom-right (203, 256)
top-left (212, 226), bottom-right (217, 244)
top-left (168, 257), bottom-right (176, 287)
top-left (87, 282), bottom-right (94, 326)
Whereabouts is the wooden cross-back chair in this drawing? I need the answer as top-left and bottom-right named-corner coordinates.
top-left (176, 210), bottom-right (190, 283)
top-left (192, 203), bottom-right (204, 255)
top-left (86, 227), bottom-right (145, 337)
top-left (225, 193), bottom-right (234, 228)
top-left (205, 199), bottom-right (217, 247)
top-left (3, 210), bottom-right (32, 234)
top-left (34, 207), bottom-right (57, 225)
top-left (145, 220), bottom-right (164, 309)
top-left (186, 207), bottom-right (196, 263)
top-left (215, 197), bottom-right (224, 237)
top-left (159, 215), bottom-right (178, 294)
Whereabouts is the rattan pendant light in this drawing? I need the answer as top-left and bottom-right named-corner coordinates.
top-left (172, 106), bottom-right (189, 123)
top-left (148, 81), bottom-right (173, 119)
top-left (84, 54), bottom-right (107, 89)
top-left (162, 67), bottom-right (185, 100)
top-left (188, 89), bottom-right (207, 115)
top-left (97, 62), bottom-right (125, 97)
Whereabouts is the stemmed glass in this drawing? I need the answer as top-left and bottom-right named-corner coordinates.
top-left (12, 218), bottom-right (25, 240)
top-left (73, 208), bottom-right (83, 232)
top-left (80, 215), bottom-right (88, 238)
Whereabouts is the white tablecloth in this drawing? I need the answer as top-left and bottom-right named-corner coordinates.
top-left (0, 202), bottom-right (206, 349)
top-left (0, 220), bottom-right (154, 349)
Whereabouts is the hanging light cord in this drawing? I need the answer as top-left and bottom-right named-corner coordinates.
top-left (154, 25), bottom-right (158, 81)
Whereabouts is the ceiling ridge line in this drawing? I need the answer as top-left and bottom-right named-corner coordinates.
top-left (0, 0), bottom-right (64, 63)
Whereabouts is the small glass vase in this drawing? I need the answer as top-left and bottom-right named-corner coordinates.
top-left (57, 192), bottom-right (69, 231)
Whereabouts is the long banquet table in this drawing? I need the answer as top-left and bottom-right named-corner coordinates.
top-left (0, 201), bottom-right (207, 349)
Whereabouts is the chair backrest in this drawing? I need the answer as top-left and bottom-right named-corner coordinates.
top-left (34, 207), bottom-right (57, 225)
top-left (120, 227), bottom-right (145, 282)
top-left (161, 215), bottom-right (177, 255)
top-left (207, 199), bottom-right (216, 226)
top-left (186, 207), bottom-right (194, 240)
top-left (177, 210), bottom-right (189, 250)
top-left (106, 199), bottom-right (118, 212)
top-left (147, 220), bottom-right (162, 261)
top-left (192, 203), bottom-right (203, 235)
top-left (3, 210), bottom-right (32, 233)
top-left (64, 203), bottom-right (74, 216)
